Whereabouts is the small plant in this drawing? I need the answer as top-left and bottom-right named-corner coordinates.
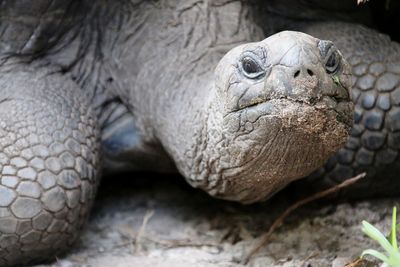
top-left (361, 207), bottom-right (400, 266)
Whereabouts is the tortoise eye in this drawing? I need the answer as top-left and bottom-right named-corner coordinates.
top-left (325, 51), bottom-right (340, 74)
top-left (240, 56), bottom-right (265, 79)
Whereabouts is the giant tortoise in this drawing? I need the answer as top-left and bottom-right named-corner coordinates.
top-left (0, 0), bottom-right (398, 266)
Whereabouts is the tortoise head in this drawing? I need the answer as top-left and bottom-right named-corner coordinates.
top-left (191, 31), bottom-right (353, 203)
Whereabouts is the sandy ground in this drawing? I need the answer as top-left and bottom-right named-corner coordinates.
top-left (32, 173), bottom-right (398, 267)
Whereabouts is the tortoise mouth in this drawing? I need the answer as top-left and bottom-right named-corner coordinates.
top-left (213, 97), bottom-right (353, 203)
top-left (234, 96), bottom-right (353, 128)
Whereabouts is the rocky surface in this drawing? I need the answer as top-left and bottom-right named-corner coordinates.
top-left (33, 173), bottom-right (396, 267)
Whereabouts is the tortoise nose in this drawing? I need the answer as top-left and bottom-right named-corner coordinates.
top-left (289, 65), bottom-right (319, 97)
top-left (293, 67), bottom-right (315, 79)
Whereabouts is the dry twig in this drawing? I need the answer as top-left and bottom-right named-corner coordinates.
top-left (345, 257), bottom-right (379, 267)
top-left (242, 172), bottom-right (366, 264)
top-left (134, 209), bottom-right (155, 254)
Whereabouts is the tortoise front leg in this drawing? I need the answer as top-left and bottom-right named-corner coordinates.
top-left (0, 62), bottom-right (100, 266)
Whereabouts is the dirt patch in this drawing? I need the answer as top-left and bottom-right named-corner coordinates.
top-left (33, 173), bottom-right (397, 267)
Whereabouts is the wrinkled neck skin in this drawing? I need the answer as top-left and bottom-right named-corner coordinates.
top-left (117, 0), bottom-right (265, 190)
top-left (46, 0), bottom-right (265, 190)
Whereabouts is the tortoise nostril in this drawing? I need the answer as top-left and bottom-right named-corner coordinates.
top-left (294, 69), bottom-right (314, 78)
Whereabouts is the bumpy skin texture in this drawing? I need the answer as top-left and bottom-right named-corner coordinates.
top-left (0, 1), bottom-right (353, 265)
top-left (198, 32), bottom-right (352, 203)
top-left (0, 61), bottom-right (99, 266)
top-left (96, 1), bottom-right (352, 203)
top-left (260, 2), bottom-right (400, 198)
top-left (294, 22), bottom-right (400, 197)
top-left (0, 0), bottom-right (396, 266)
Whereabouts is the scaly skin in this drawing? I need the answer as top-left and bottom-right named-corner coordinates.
top-left (0, 0), bottom-right (385, 266)
top-left (258, 1), bottom-right (400, 198)
top-left (293, 22), bottom-right (400, 197)
top-left (85, 1), bottom-right (351, 203)
top-left (0, 60), bottom-right (99, 266)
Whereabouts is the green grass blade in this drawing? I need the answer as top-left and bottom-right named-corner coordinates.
top-left (362, 220), bottom-right (397, 255)
top-left (392, 207), bottom-right (398, 251)
top-left (361, 249), bottom-right (390, 264)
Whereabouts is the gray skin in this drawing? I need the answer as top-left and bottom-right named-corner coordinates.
top-left (259, 0), bottom-right (400, 197)
top-left (294, 22), bottom-right (400, 198)
top-left (0, 0), bottom-right (395, 266)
